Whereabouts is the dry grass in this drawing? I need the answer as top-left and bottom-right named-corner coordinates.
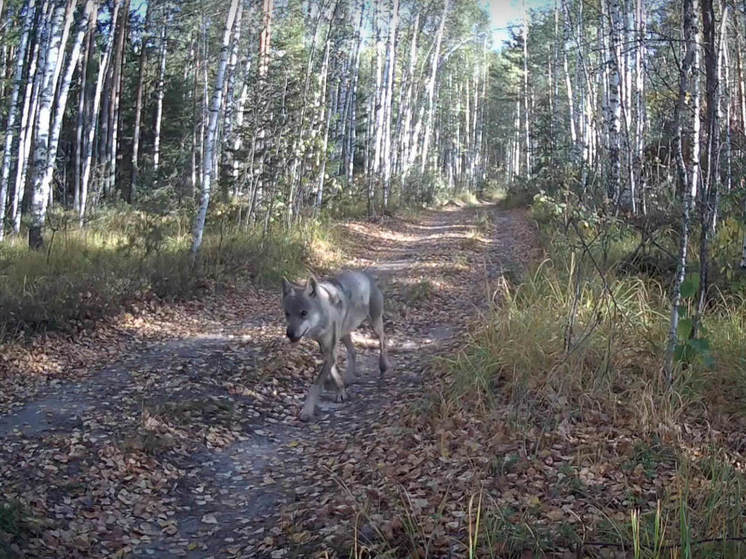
top-left (0, 213), bottom-right (344, 339)
top-left (428, 219), bottom-right (746, 555)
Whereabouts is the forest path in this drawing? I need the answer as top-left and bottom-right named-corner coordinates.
top-left (0, 204), bottom-right (539, 558)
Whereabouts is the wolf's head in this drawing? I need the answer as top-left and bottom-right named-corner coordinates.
top-left (282, 276), bottom-right (323, 343)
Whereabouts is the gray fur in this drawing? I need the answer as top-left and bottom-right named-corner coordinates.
top-left (281, 270), bottom-right (391, 421)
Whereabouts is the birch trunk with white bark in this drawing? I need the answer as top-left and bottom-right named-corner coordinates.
top-left (28, 0), bottom-right (67, 248)
top-left (79, 0), bottom-right (120, 226)
top-left (0, 0), bottom-right (36, 239)
top-left (665, 0), bottom-right (700, 383)
top-left (190, 0), bottom-right (241, 258)
top-left (419, 0), bottom-right (450, 175)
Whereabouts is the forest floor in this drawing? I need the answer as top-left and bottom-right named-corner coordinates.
top-left (0, 203), bottom-right (542, 558)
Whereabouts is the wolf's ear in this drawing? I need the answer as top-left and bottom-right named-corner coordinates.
top-left (282, 277), bottom-right (293, 297)
top-left (305, 275), bottom-right (319, 297)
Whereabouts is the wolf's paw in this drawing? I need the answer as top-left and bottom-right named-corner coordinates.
top-left (379, 356), bottom-right (392, 376)
top-left (299, 408), bottom-right (315, 421)
top-left (335, 389), bottom-right (348, 403)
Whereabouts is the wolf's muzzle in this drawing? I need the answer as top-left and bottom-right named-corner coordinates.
top-left (286, 326), bottom-right (308, 343)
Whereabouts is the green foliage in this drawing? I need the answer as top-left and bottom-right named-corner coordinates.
top-left (674, 274), bottom-right (714, 368)
top-left (0, 211), bottom-right (313, 338)
top-left (439, 208), bottom-right (746, 555)
top-left (0, 499), bottom-right (30, 558)
top-left (401, 172), bottom-right (449, 207)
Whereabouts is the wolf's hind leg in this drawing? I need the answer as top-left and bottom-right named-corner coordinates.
top-left (341, 334), bottom-right (357, 384)
top-left (329, 362), bottom-right (347, 402)
top-left (368, 287), bottom-right (391, 377)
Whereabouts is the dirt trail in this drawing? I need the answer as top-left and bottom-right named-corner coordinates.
top-left (0, 204), bottom-right (538, 558)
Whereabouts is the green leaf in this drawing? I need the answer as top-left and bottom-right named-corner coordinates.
top-left (677, 318), bottom-right (694, 341)
top-left (674, 343), bottom-right (693, 363)
top-left (680, 275), bottom-right (699, 299)
top-left (688, 338), bottom-right (710, 353)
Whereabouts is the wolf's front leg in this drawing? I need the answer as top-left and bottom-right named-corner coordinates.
top-left (321, 331), bottom-right (347, 403)
top-left (300, 373), bottom-right (323, 421)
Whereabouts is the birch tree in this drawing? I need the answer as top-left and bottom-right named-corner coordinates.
top-left (43, 0), bottom-right (96, 215)
top-left (665, 0), bottom-right (700, 383)
top-left (0, 0), bottom-right (36, 239)
top-left (419, 0), bottom-right (450, 175)
top-left (191, 0), bottom-right (241, 258)
top-left (28, 0), bottom-right (68, 249)
top-left (152, 24), bottom-right (167, 177)
top-left (606, 0), bottom-right (622, 206)
top-left (79, 0), bottom-right (121, 226)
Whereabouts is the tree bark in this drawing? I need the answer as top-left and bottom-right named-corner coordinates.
top-left (79, 0), bottom-right (121, 226)
top-left (41, 0), bottom-right (96, 218)
top-left (102, 0), bottom-right (128, 199)
top-left (28, 0), bottom-right (67, 249)
top-left (694, 0), bottom-right (723, 331)
top-left (152, 18), bottom-right (167, 178)
top-left (419, 0), bottom-right (450, 175)
top-left (665, 0), bottom-right (700, 384)
top-left (0, 0), bottom-right (36, 240)
top-left (381, 0), bottom-right (399, 208)
top-left (129, 0), bottom-right (149, 201)
top-left (190, 0), bottom-right (241, 258)
top-left (522, 0), bottom-right (531, 179)
top-left (221, 0), bottom-right (244, 197)
top-left (606, 0), bottom-right (623, 206)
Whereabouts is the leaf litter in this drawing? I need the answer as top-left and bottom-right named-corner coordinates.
top-left (1, 205), bottom-right (742, 558)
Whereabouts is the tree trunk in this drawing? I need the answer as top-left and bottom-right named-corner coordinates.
top-left (561, 0), bottom-right (577, 147)
top-left (103, 0), bottom-right (128, 199)
top-left (735, 24), bottom-right (746, 133)
top-left (0, 0), bottom-right (36, 240)
top-left (221, 0), bottom-right (244, 197)
top-left (665, 0), bottom-right (700, 384)
top-left (345, 0), bottom-right (365, 186)
top-left (634, 0), bottom-right (646, 214)
top-left (522, 0), bottom-right (531, 179)
top-left (398, 11), bottom-right (419, 178)
top-left (28, 0), bottom-right (67, 249)
top-left (74, 26), bottom-right (93, 213)
top-left (314, 39), bottom-right (331, 212)
top-left (419, 0), bottom-right (450, 175)
top-left (372, 1), bottom-right (385, 178)
top-left (190, 0), bottom-right (241, 258)
top-left (152, 23), bottom-right (167, 178)
top-left (129, 0), bottom-right (149, 201)
top-left (41, 0), bottom-right (96, 218)
top-left (12, 0), bottom-right (46, 235)
top-left (79, 0), bottom-right (121, 226)
top-left (695, 0), bottom-right (723, 331)
top-left (381, 0), bottom-right (399, 208)
top-left (606, 0), bottom-right (623, 206)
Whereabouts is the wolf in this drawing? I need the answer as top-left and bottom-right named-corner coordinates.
top-left (281, 270), bottom-right (391, 421)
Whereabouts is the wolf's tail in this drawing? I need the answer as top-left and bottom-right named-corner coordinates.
top-left (362, 268), bottom-right (381, 285)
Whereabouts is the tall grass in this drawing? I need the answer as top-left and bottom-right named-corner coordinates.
top-left (0, 209), bottom-right (341, 338)
top-left (431, 202), bottom-right (746, 555)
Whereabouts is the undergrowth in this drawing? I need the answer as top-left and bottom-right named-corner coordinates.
top-left (0, 208), bottom-right (342, 339)
top-left (356, 191), bottom-right (746, 557)
top-left (0, 499), bottom-right (30, 558)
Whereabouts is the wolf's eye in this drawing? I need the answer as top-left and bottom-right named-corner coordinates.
top-left (300, 310), bottom-right (307, 317)
top-left (285, 312), bottom-right (289, 318)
